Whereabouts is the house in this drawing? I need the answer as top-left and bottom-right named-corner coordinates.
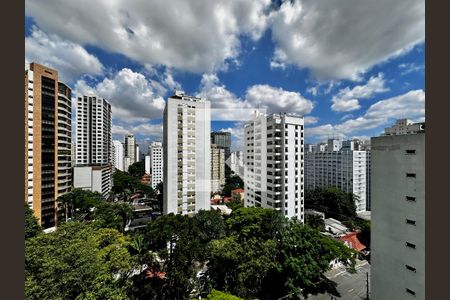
top-left (339, 231), bottom-right (367, 252)
top-left (324, 218), bottom-right (349, 236)
top-left (211, 205), bottom-right (232, 215)
top-left (231, 188), bottom-right (245, 202)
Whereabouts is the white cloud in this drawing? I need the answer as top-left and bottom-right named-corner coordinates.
top-left (74, 68), bottom-right (166, 123)
top-left (113, 122), bottom-right (163, 140)
top-left (306, 89), bottom-right (425, 140)
top-left (25, 26), bottom-right (104, 82)
top-left (270, 0), bottom-right (424, 80)
top-left (398, 62), bottom-right (425, 75)
top-left (220, 122), bottom-right (246, 152)
top-left (304, 116), bottom-right (319, 125)
top-left (197, 74), bottom-right (314, 121)
top-left (26, 0), bottom-right (272, 73)
top-left (331, 73), bottom-right (389, 112)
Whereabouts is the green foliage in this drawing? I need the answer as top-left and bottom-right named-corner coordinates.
top-left (112, 170), bottom-right (138, 200)
top-left (305, 188), bottom-right (357, 221)
top-left (357, 220), bottom-right (371, 249)
top-left (93, 201), bottom-right (134, 233)
top-left (305, 214), bottom-right (325, 231)
top-left (224, 200), bottom-right (244, 211)
top-left (25, 203), bottom-right (42, 239)
top-left (205, 289), bottom-right (243, 300)
top-left (221, 175), bottom-right (244, 197)
top-left (58, 188), bottom-right (104, 221)
top-left (128, 161), bottom-right (145, 179)
top-left (25, 222), bottom-right (134, 300)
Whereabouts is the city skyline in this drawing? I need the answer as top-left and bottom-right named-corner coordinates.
top-left (25, 0), bottom-right (424, 152)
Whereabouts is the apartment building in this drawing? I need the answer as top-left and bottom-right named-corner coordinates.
top-left (244, 112), bottom-right (305, 221)
top-left (211, 131), bottom-right (231, 160)
top-left (229, 150), bottom-right (244, 177)
top-left (74, 95), bottom-right (112, 195)
top-left (384, 119), bottom-right (425, 136)
top-left (371, 127), bottom-right (425, 299)
top-left (304, 139), bottom-right (367, 212)
top-left (25, 62), bottom-right (72, 228)
top-left (113, 140), bottom-right (124, 171)
top-left (124, 134), bottom-right (137, 165)
top-left (163, 91), bottom-right (211, 215)
top-left (150, 141), bottom-right (163, 190)
top-left (211, 144), bottom-right (225, 192)
top-left (145, 155), bottom-right (151, 175)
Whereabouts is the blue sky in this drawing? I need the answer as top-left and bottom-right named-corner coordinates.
top-left (25, 0), bottom-right (425, 152)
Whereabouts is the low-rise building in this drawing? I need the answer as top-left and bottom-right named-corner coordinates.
top-left (73, 165), bottom-right (112, 198)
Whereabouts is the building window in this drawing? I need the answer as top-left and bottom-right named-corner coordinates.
top-left (405, 265), bottom-right (416, 272)
top-left (406, 242), bottom-right (416, 249)
top-left (406, 219), bottom-right (416, 226)
top-left (406, 196), bottom-right (416, 202)
top-left (406, 173), bottom-right (416, 178)
top-left (405, 288), bottom-right (416, 296)
top-left (405, 149), bottom-right (416, 155)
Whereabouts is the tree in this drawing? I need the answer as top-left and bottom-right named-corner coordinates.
top-left (25, 222), bottom-right (134, 300)
top-left (57, 188), bottom-right (104, 221)
top-left (204, 289), bottom-right (242, 300)
top-left (25, 203), bottom-right (42, 239)
top-left (128, 161), bottom-right (145, 179)
top-left (221, 175), bottom-right (244, 197)
top-left (112, 170), bottom-right (138, 200)
top-left (93, 201), bottom-right (134, 233)
top-left (305, 188), bottom-right (357, 221)
top-left (305, 214), bottom-right (325, 231)
top-left (357, 220), bottom-right (371, 249)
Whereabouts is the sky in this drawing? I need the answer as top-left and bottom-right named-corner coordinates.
top-left (25, 0), bottom-right (425, 152)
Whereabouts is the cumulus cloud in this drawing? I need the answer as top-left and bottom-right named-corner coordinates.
top-left (270, 0), bottom-right (424, 80)
top-left (113, 122), bottom-right (163, 140)
top-left (306, 89), bottom-right (425, 140)
top-left (74, 68), bottom-right (166, 123)
top-left (304, 116), bottom-right (319, 125)
top-left (398, 62), bottom-right (425, 75)
top-left (197, 74), bottom-right (314, 121)
top-left (25, 26), bottom-right (104, 82)
top-left (26, 0), bottom-right (272, 73)
top-left (331, 73), bottom-right (389, 112)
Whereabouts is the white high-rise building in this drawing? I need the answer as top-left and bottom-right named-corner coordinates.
top-left (124, 157), bottom-right (131, 173)
top-left (244, 112), bottom-right (305, 221)
top-left (136, 145), bottom-right (140, 162)
top-left (75, 95), bottom-right (112, 165)
top-left (384, 119), bottom-right (425, 136)
top-left (113, 140), bottom-right (124, 171)
top-left (371, 127), bottom-right (425, 300)
top-left (145, 155), bottom-right (151, 175)
top-left (163, 91), bottom-right (211, 215)
top-left (304, 139), bottom-right (367, 212)
top-left (74, 95), bottom-right (112, 196)
top-left (229, 151), bottom-right (244, 177)
top-left (150, 141), bottom-right (163, 190)
top-left (124, 134), bottom-right (137, 165)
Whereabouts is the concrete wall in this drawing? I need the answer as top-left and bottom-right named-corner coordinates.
top-left (371, 133), bottom-right (425, 300)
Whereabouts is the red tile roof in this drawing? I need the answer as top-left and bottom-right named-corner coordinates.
top-left (339, 232), bottom-right (366, 252)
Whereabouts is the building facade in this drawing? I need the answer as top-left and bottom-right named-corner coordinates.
top-left (113, 140), bottom-right (124, 171)
top-left (211, 131), bottom-right (231, 160)
top-left (75, 95), bottom-right (112, 195)
top-left (150, 141), bottom-right (163, 190)
top-left (229, 150), bottom-right (244, 177)
top-left (371, 130), bottom-right (425, 300)
top-left (163, 91), bottom-right (211, 215)
top-left (304, 139), bottom-right (367, 212)
top-left (211, 144), bottom-right (225, 192)
top-left (25, 63), bottom-right (73, 229)
top-left (145, 155), bottom-right (151, 175)
top-left (73, 165), bottom-right (113, 198)
top-left (384, 119), bottom-right (425, 136)
top-left (124, 134), bottom-right (137, 165)
top-left (244, 112), bottom-right (305, 221)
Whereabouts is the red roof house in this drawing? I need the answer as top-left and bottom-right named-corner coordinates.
top-left (338, 232), bottom-right (366, 252)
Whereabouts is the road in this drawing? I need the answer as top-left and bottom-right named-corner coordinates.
top-left (307, 260), bottom-right (370, 300)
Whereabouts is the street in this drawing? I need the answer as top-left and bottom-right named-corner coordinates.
top-left (307, 260), bottom-right (370, 300)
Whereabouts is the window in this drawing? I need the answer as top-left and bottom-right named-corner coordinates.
top-left (406, 242), bottom-right (416, 249)
top-left (405, 149), bottom-right (416, 155)
top-left (406, 196), bottom-right (416, 202)
top-left (406, 288), bottom-right (416, 296)
top-left (406, 265), bottom-right (416, 272)
top-left (406, 219), bottom-right (416, 225)
top-left (406, 173), bottom-right (416, 178)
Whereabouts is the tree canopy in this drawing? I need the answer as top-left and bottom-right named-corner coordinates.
top-left (25, 203), bottom-right (42, 239)
top-left (305, 188), bottom-right (357, 221)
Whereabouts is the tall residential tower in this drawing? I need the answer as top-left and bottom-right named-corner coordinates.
top-left (244, 112), bottom-right (305, 221)
top-left (25, 63), bottom-right (72, 228)
top-left (163, 91), bottom-right (211, 215)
